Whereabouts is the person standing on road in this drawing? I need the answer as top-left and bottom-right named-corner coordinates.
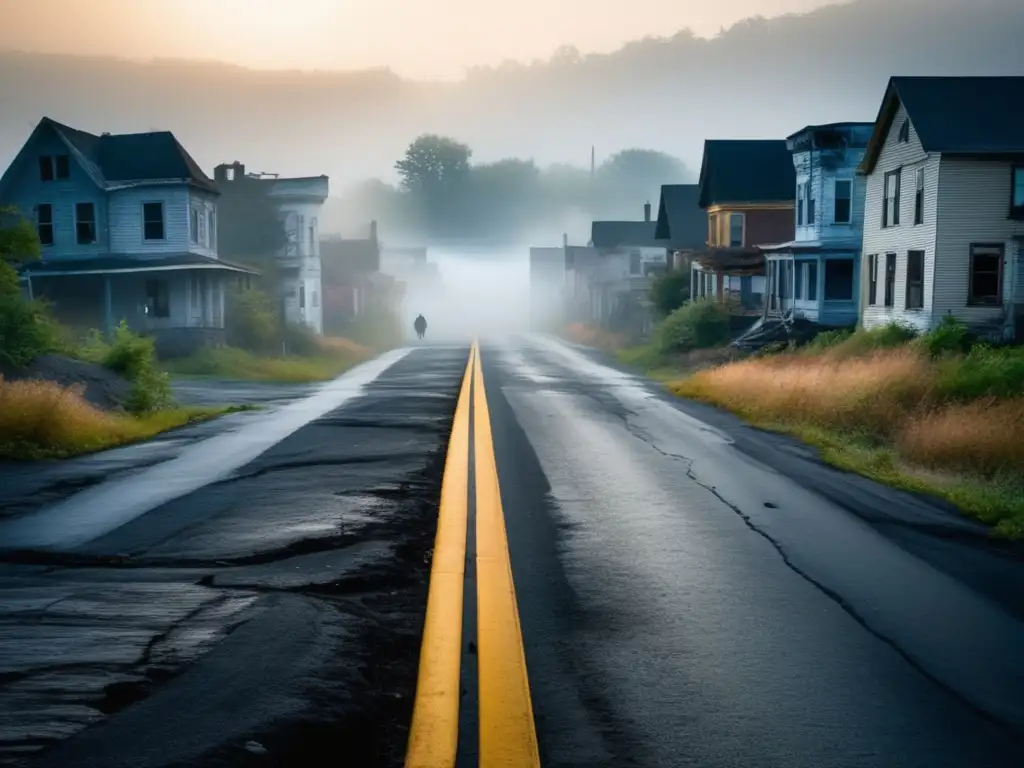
top-left (414, 314), bottom-right (427, 340)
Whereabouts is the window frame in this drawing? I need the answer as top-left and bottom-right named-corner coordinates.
top-left (189, 207), bottom-right (200, 244)
top-left (1010, 165), bottom-right (1024, 219)
top-left (898, 120), bottom-right (910, 143)
top-left (806, 183), bottom-right (816, 225)
top-left (74, 201), bottom-right (96, 245)
top-left (145, 278), bottom-right (171, 318)
top-left (796, 182), bottom-right (805, 226)
top-left (36, 203), bottom-right (54, 246)
top-left (884, 252), bottom-right (896, 308)
top-left (905, 249), bottom-right (925, 310)
top-left (142, 201), bottom-right (165, 241)
top-left (967, 243), bottom-right (1004, 307)
top-left (39, 155), bottom-right (54, 182)
top-left (914, 167), bottom-right (925, 226)
top-left (208, 209), bottom-right (217, 250)
top-left (867, 254), bottom-right (878, 306)
top-left (823, 258), bottom-right (855, 302)
top-left (728, 212), bottom-right (744, 247)
top-left (833, 179), bottom-right (853, 224)
top-left (54, 154), bottom-right (70, 180)
top-left (883, 169), bottom-right (901, 228)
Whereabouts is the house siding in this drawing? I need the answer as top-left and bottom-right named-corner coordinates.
top-left (108, 186), bottom-right (192, 255)
top-left (187, 189), bottom-right (219, 258)
top-left (860, 103), bottom-right (940, 331)
top-left (933, 157), bottom-right (1024, 333)
top-left (1, 124), bottom-right (108, 259)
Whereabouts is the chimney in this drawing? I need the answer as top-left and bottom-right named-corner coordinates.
top-left (213, 163), bottom-right (229, 183)
top-left (644, 201), bottom-right (652, 223)
top-left (562, 232), bottom-right (568, 248)
top-left (369, 220), bottom-right (378, 242)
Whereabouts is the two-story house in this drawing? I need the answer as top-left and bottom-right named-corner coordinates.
top-left (0, 117), bottom-right (256, 355)
top-left (760, 122), bottom-right (874, 327)
top-left (588, 202), bottom-right (666, 333)
top-left (653, 184), bottom-right (707, 272)
top-left (692, 140), bottom-right (795, 310)
top-left (859, 76), bottom-right (1024, 340)
top-left (214, 162), bottom-right (329, 335)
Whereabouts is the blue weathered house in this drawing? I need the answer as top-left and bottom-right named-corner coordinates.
top-left (759, 122), bottom-right (874, 327)
top-left (0, 117), bottom-right (257, 355)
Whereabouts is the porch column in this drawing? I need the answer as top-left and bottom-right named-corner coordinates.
top-left (103, 275), bottom-right (114, 337)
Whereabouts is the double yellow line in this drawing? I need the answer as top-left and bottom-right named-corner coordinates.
top-left (405, 342), bottom-right (540, 767)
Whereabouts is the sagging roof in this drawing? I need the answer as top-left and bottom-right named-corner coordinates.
top-left (697, 140), bottom-right (796, 209)
top-left (20, 253), bottom-right (258, 276)
top-left (691, 246), bottom-right (765, 275)
top-left (860, 76), bottom-right (1024, 174)
top-left (15, 117), bottom-right (218, 194)
top-left (590, 220), bottom-right (658, 249)
top-left (654, 184), bottom-right (706, 249)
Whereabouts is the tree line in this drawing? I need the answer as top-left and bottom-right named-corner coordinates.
top-left (339, 135), bottom-right (692, 240)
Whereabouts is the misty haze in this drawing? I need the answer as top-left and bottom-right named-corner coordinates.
top-left (1, 1), bottom-right (1024, 767)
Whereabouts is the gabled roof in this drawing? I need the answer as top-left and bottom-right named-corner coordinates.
top-left (653, 184), bottom-right (705, 249)
top-left (590, 220), bottom-right (658, 249)
top-left (697, 140), bottom-right (795, 208)
top-left (860, 77), bottom-right (1024, 174)
top-left (0, 117), bottom-right (218, 198)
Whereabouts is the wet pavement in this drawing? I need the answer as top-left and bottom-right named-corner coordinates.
top-left (2, 337), bottom-right (1023, 767)
top-left (482, 336), bottom-right (1024, 768)
top-left (0, 346), bottom-right (462, 767)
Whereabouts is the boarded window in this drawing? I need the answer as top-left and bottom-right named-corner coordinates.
top-left (968, 244), bottom-right (1003, 306)
top-left (824, 259), bottom-right (854, 301)
top-left (145, 279), bottom-right (170, 318)
top-left (883, 170), bottom-right (900, 227)
top-left (867, 254), bottom-right (878, 305)
top-left (75, 202), bottom-right (96, 244)
top-left (36, 203), bottom-right (53, 246)
top-left (884, 253), bottom-right (896, 307)
top-left (906, 250), bottom-right (925, 309)
top-left (807, 260), bottom-right (818, 301)
top-left (834, 180), bottom-right (852, 224)
top-left (143, 202), bottom-right (165, 240)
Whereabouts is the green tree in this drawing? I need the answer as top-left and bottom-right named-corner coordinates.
top-left (466, 158), bottom-right (542, 236)
top-left (0, 207), bottom-right (58, 367)
top-left (395, 134), bottom-right (472, 193)
top-left (0, 206), bottom-right (42, 267)
top-left (594, 149), bottom-right (690, 218)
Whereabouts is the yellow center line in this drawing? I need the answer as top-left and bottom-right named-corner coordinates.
top-left (405, 344), bottom-right (475, 768)
top-left (473, 343), bottom-right (541, 767)
top-left (405, 341), bottom-right (540, 767)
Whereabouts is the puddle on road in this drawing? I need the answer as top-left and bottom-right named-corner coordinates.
top-left (0, 349), bottom-right (411, 551)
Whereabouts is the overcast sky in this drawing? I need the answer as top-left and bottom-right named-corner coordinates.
top-left (0, 0), bottom-right (847, 79)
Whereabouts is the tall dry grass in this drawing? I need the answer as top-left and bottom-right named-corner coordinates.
top-left (672, 347), bottom-right (1024, 477)
top-left (0, 377), bottom-right (216, 459)
top-left (564, 323), bottom-right (628, 351)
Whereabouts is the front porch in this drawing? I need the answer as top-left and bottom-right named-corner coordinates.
top-left (761, 244), bottom-right (860, 328)
top-left (23, 254), bottom-right (259, 357)
top-left (689, 247), bottom-right (766, 313)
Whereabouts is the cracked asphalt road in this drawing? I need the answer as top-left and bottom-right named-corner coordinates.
top-left (2, 337), bottom-right (1024, 767)
top-left (0, 346), bottom-right (463, 767)
top-left (482, 336), bottom-right (1024, 768)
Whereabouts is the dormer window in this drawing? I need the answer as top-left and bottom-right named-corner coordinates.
top-left (898, 120), bottom-right (910, 143)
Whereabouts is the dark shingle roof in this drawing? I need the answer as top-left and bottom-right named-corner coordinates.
top-left (653, 184), bottom-right (705, 249)
top-left (590, 220), bottom-right (658, 249)
top-left (861, 77), bottom-right (1024, 174)
top-left (43, 117), bottom-right (218, 192)
top-left (697, 140), bottom-right (796, 208)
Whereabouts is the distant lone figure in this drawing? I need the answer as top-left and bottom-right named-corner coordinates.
top-left (414, 314), bottom-right (427, 340)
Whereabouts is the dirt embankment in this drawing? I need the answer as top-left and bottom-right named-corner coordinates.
top-left (2, 354), bottom-right (132, 411)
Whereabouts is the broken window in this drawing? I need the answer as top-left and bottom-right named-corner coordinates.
top-left (867, 254), bottom-right (878, 305)
top-left (143, 202), bottom-right (165, 240)
top-left (884, 253), bottom-right (896, 307)
top-left (55, 154), bottom-right (70, 179)
top-left (968, 244), bottom-right (1003, 306)
top-left (36, 203), bottom-right (53, 246)
top-left (75, 202), bottom-right (96, 244)
top-left (914, 168), bottom-right (925, 225)
top-left (39, 156), bottom-right (54, 182)
top-left (834, 180), bottom-right (852, 224)
top-left (824, 259), bottom-right (854, 301)
top-left (906, 250), bottom-right (925, 309)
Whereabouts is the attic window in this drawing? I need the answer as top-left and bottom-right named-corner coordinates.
top-left (898, 120), bottom-right (910, 143)
top-left (55, 155), bottom-right (70, 179)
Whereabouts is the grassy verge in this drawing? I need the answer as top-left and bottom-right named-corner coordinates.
top-left (163, 337), bottom-right (372, 383)
top-left (0, 377), bottom-right (244, 459)
top-left (668, 322), bottom-right (1024, 538)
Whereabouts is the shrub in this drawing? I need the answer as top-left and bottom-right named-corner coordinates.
top-left (933, 345), bottom-right (1024, 401)
top-left (0, 263), bottom-right (60, 368)
top-left (80, 322), bottom-right (172, 413)
top-left (916, 316), bottom-right (974, 358)
top-left (655, 299), bottom-right (731, 354)
top-left (225, 287), bottom-right (279, 354)
top-left (804, 328), bottom-right (854, 352)
top-left (649, 269), bottom-right (691, 318)
top-left (282, 322), bottom-right (322, 357)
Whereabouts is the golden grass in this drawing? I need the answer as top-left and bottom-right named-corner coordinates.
top-left (163, 337), bottom-right (372, 383)
top-left (669, 347), bottom-right (1024, 536)
top-left (0, 377), bottom-right (230, 459)
top-left (563, 322), bottom-right (628, 351)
